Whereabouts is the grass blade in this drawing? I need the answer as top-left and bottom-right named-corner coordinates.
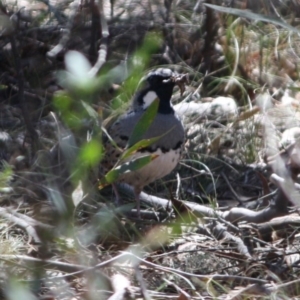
top-left (127, 98), bottom-right (159, 147)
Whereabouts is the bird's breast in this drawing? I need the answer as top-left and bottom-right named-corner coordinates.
top-left (118, 147), bottom-right (182, 189)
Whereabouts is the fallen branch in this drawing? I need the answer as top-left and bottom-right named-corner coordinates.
top-left (119, 183), bottom-right (287, 224)
top-left (0, 208), bottom-right (52, 243)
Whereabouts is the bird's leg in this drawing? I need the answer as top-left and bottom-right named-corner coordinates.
top-left (134, 187), bottom-right (142, 218)
top-left (112, 184), bottom-right (141, 218)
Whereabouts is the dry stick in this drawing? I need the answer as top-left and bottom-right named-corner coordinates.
top-left (225, 283), bottom-right (272, 298)
top-left (252, 213), bottom-right (300, 239)
top-left (47, 0), bottom-right (81, 58)
top-left (162, 0), bottom-right (176, 63)
top-left (120, 183), bottom-right (284, 224)
top-left (214, 214), bottom-right (240, 235)
top-left (201, 1), bottom-right (218, 73)
top-left (88, 0), bottom-right (109, 77)
top-left (221, 205), bottom-right (281, 224)
top-left (11, 252), bottom-right (268, 286)
top-left (134, 266), bottom-right (151, 300)
top-left (89, 0), bottom-right (99, 59)
top-left (251, 236), bottom-right (279, 250)
top-left (208, 221), bottom-right (252, 259)
top-left (9, 34), bottom-right (39, 155)
top-left (163, 278), bottom-right (192, 299)
top-left (117, 252), bottom-right (267, 285)
top-left (0, 254), bottom-right (87, 273)
top-left (229, 277), bottom-right (300, 299)
top-left (0, 252), bottom-right (268, 286)
top-left (263, 111), bottom-right (300, 208)
top-left (107, 274), bottom-right (132, 300)
top-left (0, 209), bottom-right (42, 243)
top-left (146, 290), bottom-right (192, 299)
top-left (39, 0), bottom-right (66, 24)
top-left (4, 208), bottom-right (53, 229)
top-left (221, 171), bottom-right (243, 205)
top-left (10, 85), bottom-right (44, 102)
top-left (275, 277), bottom-right (300, 294)
top-left (164, 0), bottom-right (172, 23)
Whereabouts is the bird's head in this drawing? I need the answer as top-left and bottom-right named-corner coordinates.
top-left (134, 68), bottom-right (188, 113)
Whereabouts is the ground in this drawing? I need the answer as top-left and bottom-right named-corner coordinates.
top-left (1, 0), bottom-right (300, 299)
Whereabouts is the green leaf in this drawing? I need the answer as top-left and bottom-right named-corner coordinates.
top-left (99, 154), bottom-right (158, 187)
top-left (120, 124), bottom-right (176, 161)
top-left (117, 33), bottom-right (162, 104)
top-left (101, 126), bottom-right (122, 151)
top-left (204, 4), bottom-right (300, 34)
top-left (81, 100), bottom-right (99, 120)
top-left (121, 136), bottom-right (161, 161)
top-left (79, 140), bottom-right (103, 167)
top-left (0, 162), bottom-right (13, 190)
top-left (53, 91), bottom-right (72, 112)
top-left (127, 98), bottom-right (159, 147)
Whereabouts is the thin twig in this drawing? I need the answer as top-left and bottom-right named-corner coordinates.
top-left (221, 171), bottom-right (243, 205)
top-left (88, 0), bottom-right (109, 77)
top-left (135, 266), bottom-right (151, 300)
top-left (47, 0), bottom-right (81, 58)
top-left (0, 209), bottom-right (42, 243)
top-left (2, 251), bottom-right (269, 286)
top-left (10, 30), bottom-right (39, 155)
top-left (40, 0), bottom-right (66, 24)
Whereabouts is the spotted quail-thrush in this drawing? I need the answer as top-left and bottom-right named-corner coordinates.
top-left (102, 68), bottom-right (186, 216)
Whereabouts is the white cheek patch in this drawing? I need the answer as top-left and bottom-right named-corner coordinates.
top-left (142, 91), bottom-right (158, 108)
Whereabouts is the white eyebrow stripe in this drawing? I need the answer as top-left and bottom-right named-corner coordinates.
top-left (143, 91), bottom-right (158, 108)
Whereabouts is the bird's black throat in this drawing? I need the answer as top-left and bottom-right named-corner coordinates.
top-left (135, 84), bottom-right (175, 114)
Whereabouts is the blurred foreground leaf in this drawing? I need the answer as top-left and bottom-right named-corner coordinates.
top-left (81, 100), bottom-right (99, 120)
top-left (127, 98), bottom-right (159, 147)
top-left (121, 125), bottom-right (174, 161)
top-left (99, 154), bottom-right (158, 188)
top-left (6, 280), bottom-right (38, 300)
top-left (205, 4), bottom-right (300, 34)
top-left (121, 136), bottom-right (161, 160)
top-left (112, 33), bottom-right (162, 109)
top-left (79, 140), bottom-right (103, 167)
top-left (0, 163), bottom-right (13, 193)
top-left (57, 50), bottom-right (99, 94)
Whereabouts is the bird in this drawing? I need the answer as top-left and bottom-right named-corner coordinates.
top-left (102, 68), bottom-right (187, 217)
